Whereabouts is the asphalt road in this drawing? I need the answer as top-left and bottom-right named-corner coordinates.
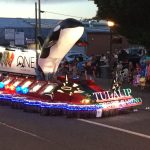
top-left (0, 79), bottom-right (150, 150)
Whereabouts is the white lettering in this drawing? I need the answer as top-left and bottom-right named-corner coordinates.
top-left (93, 88), bottom-right (132, 101)
top-left (17, 56), bottom-right (35, 68)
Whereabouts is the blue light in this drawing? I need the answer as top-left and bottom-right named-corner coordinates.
top-left (0, 82), bottom-right (5, 89)
top-left (65, 104), bottom-right (102, 111)
top-left (22, 87), bottom-right (29, 94)
top-left (16, 86), bottom-right (29, 94)
top-left (11, 97), bottom-right (27, 104)
top-left (16, 86), bottom-right (22, 93)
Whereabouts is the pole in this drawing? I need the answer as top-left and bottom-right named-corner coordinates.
top-left (38, 0), bottom-right (41, 36)
top-left (35, 2), bottom-right (43, 80)
top-left (35, 2), bottom-right (38, 67)
top-left (109, 28), bottom-right (112, 63)
top-left (107, 21), bottom-right (114, 65)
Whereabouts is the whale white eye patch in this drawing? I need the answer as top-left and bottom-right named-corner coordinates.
top-left (53, 25), bottom-right (61, 32)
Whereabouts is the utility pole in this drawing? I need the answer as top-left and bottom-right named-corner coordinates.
top-left (38, 0), bottom-right (41, 36)
top-left (35, 2), bottom-right (38, 67)
top-left (35, 2), bottom-right (43, 80)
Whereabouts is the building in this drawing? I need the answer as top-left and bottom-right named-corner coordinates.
top-left (82, 19), bottom-right (129, 56)
top-left (0, 18), bottom-right (129, 55)
top-left (0, 17), bottom-right (59, 47)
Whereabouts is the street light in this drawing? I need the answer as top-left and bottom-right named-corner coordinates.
top-left (107, 20), bottom-right (115, 64)
top-left (107, 21), bottom-right (115, 27)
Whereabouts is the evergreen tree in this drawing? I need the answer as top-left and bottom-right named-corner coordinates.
top-left (94, 0), bottom-right (150, 48)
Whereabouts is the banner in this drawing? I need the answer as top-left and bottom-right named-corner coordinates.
top-left (0, 47), bottom-right (37, 75)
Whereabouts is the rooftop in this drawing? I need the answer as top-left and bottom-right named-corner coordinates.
top-left (0, 17), bottom-right (60, 28)
top-left (0, 17), bottom-right (110, 32)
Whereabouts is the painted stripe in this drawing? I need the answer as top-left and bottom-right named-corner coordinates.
top-left (78, 119), bottom-right (150, 140)
top-left (0, 121), bottom-right (50, 143)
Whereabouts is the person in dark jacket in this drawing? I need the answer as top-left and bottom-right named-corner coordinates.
top-left (118, 49), bottom-right (128, 62)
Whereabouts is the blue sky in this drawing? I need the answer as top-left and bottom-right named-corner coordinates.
top-left (0, 0), bottom-right (98, 20)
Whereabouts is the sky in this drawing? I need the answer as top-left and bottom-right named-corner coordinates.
top-left (0, 0), bottom-right (98, 20)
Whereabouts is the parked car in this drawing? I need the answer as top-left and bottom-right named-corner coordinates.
top-left (64, 52), bottom-right (89, 62)
top-left (125, 48), bottom-right (147, 64)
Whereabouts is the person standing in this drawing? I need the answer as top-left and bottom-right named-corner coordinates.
top-left (84, 60), bottom-right (95, 80)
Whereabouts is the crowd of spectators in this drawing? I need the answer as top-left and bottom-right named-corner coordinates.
top-left (110, 49), bottom-right (150, 89)
top-left (58, 48), bottom-right (150, 89)
top-left (57, 53), bottom-right (110, 81)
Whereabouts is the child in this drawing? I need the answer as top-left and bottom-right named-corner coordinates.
top-left (139, 76), bottom-right (146, 89)
top-left (132, 70), bottom-right (140, 87)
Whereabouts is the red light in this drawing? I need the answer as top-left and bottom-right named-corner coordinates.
top-left (5, 84), bottom-right (16, 94)
top-left (10, 85), bottom-right (15, 91)
top-left (5, 85), bottom-right (10, 90)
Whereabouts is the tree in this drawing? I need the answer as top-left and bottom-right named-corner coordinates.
top-left (93, 0), bottom-right (150, 48)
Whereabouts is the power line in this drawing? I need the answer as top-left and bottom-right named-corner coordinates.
top-left (42, 10), bottom-right (83, 19)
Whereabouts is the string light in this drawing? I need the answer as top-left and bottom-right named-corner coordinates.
top-left (0, 92), bottom-right (142, 117)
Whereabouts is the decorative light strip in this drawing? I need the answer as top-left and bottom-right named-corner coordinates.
top-left (0, 94), bottom-right (142, 112)
top-left (97, 98), bottom-right (142, 110)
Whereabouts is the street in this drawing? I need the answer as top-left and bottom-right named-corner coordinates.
top-left (0, 79), bottom-right (150, 150)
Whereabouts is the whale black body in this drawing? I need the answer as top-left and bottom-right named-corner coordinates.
top-left (38, 18), bottom-right (84, 80)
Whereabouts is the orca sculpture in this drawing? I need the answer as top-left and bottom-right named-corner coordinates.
top-left (38, 18), bottom-right (84, 80)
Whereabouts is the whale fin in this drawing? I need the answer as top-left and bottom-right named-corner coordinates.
top-left (37, 36), bottom-right (44, 48)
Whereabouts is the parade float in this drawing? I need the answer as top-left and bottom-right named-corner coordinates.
top-left (0, 18), bottom-right (142, 118)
